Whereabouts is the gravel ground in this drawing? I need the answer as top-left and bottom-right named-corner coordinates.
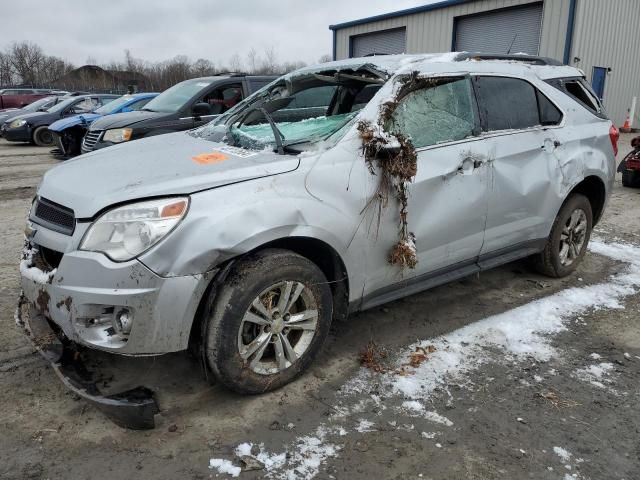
top-left (0, 136), bottom-right (638, 480)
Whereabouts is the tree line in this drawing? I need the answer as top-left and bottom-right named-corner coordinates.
top-left (0, 41), bottom-right (332, 91)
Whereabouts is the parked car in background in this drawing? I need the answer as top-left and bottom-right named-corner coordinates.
top-left (18, 54), bottom-right (617, 427)
top-left (0, 96), bottom-right (64, 135)
top-left (49, 92), bottom-right (158, 157)
top-left (1, 94), bottom-right (118, 146)
top-left (81, 75), bottom-right (276, 153)
top-left (0, 88), bottom-right (55, 110)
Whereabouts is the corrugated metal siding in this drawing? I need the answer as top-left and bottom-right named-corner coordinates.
top-left (334, 0), bottom-right (569, 61)
top-left (454, 3), bottom-right (543, 54)
top-left (351, 28), bottom-right (407, 57)
top-left (569, 0), bottom-right (640, 125)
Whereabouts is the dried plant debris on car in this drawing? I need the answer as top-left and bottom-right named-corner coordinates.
top-left (356, 73), bottom-right (443, 269)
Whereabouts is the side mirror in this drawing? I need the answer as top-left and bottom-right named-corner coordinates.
top-left (192, 102), bottom-right (212, 117)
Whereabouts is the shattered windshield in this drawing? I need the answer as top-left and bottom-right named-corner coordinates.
top-left (194, 70), bottom-right (384, 154)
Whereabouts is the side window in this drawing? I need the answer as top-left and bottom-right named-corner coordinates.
top-left (201, 84), bottom-right (243, 114)
top-left (475, 76), bottom-right (540, 131)
top-left (286, 86), bottom-right (337, 109)
top-left (128, 98), bottom-right (152, 111)
top-left (351, 84), bottom-right (380, 112)
top-left (73, 98), bottom-right (95, 112)
top-left (537, 90), bottom-right (562, 126)
top-left (563, 80), bottom-right (602, 114)
top-left (386, 77), bottom-right (476, 148)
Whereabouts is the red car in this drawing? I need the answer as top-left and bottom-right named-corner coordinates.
top-left (0, 88), bottom-right (62, 110)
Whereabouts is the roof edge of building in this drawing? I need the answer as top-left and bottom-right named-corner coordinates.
top-left (329, 0), bottom-right (477, 30)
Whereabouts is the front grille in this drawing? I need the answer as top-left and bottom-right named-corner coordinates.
top-left (32, 197), bottom-right (75, 235)
top-left (82, 130), bottom-right (102, 152)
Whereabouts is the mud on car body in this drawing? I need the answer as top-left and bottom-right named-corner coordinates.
top-left (18, 53), bottom-right (617, 428)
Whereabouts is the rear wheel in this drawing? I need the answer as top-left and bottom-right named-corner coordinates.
top-left (33, 126), bottom-right (54, 147)
top-left (204, 249), bottom-right (333, 394)
top-left (532, 194), bottom-right (593, 278)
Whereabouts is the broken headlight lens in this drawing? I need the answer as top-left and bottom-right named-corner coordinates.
top-left (80, 197), bottom-right (189, 261)
top-left (103, 128), bottom-right (133, 143)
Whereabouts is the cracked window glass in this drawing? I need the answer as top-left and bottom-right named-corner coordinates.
top-left (386, 77), bottom-right (475, 148)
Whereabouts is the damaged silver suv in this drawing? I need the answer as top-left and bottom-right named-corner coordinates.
top-left (18, 53), bottom-right (618, 427)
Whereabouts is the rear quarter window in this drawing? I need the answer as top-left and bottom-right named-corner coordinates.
top-left (547, 77), bottom-right (606, 119)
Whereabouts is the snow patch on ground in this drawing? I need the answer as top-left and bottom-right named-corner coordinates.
top-left (573, 362), bottom-right (616, 390)
top-left (208, 458), bottom-right (241, 477)
top-left (554, 446), bottom-right (572, 462)
top-left (341, 240), bottom-right (640, 400)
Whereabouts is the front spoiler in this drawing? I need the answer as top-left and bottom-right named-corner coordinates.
top-left (16, 294), bottom-right (159, 429)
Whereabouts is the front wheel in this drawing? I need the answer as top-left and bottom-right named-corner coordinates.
top-left (204, 249), bottom-right (333, 394)
top-left (532, 194), bottom-right (593, 278)
top-left (33, 126), bottom-right (54, 147)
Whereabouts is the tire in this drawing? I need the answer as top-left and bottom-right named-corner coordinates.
top-left (621, 169), bottom-right (640, 188)
top-left (532, 194), bottom-right (593, 278)
top-left (33, 126), bottom-right (54, 147)
top-left (204, 248), bottom-right (333, 394)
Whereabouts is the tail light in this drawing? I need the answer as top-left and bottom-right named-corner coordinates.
top-left (609, 124), bottom-right (620, 156)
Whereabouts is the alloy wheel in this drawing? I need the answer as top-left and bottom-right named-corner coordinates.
top-left (559, 208), bottom-right (588, 266)
top-left (237, 280), bottom-right (318, 375)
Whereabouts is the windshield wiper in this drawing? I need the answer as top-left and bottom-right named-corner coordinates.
top-left (258, 107), bottom-right (286, 155)
top-left (141, 107), bottom-right (155, 112)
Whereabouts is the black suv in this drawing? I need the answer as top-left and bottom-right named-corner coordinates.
top-left (81, 75), bottom-right (276, 153)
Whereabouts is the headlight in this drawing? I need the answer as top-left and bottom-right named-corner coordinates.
top-left (80, 197), bottom-right (189, 261)
top-left (9, 119), bottom-right (27, 128)
top-left (103, 128), bottom-right (133, 143)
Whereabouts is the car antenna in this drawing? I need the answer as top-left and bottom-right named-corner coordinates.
top-left (506, 34), bottom-right (519, 54)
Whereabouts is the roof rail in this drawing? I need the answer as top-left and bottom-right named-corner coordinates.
top-left (455, 53), bottom-right (564, 66)
top-left (363, 52), bottom-right (391, 57)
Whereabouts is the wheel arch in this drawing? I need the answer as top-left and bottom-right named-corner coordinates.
top-left (187, 236), bottom-right (350, 353)
top-left (568, 175), bottom-right (607, 225)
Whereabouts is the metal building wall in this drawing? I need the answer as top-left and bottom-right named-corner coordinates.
top-left (334, 0), bottom-right (570, 61)
top-left (569, 0), bottom-right (640, 125)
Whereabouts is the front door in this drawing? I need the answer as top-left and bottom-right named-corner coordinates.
top-left (363, 75), bottom-right (490, 295)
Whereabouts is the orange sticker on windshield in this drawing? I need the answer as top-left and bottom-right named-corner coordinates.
top-left (192, 152), bottom-right (229, 164)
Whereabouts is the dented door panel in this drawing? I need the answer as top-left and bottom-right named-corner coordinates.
top-left (481, 128), bottom-right (560, 254)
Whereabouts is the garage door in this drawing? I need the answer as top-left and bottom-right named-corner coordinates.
top-left (454, 3), bottom-right (543, 55)
top-left (350, 28), bottom-right (406, 58)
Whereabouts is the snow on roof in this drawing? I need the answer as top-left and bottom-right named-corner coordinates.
top-left (289, 53), bottom-right (582, 81)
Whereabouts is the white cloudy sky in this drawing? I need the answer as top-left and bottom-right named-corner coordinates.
top-left (3, 0), bottom-right (437, 66)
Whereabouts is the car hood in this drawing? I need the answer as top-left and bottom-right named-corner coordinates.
top-left (7, 111), bottom-right (55, 125)
top-left (88, 111), bottom-right (170, 130)
top-left (49, 113), bottom-right (101, 132)
top-left (37, 132), bottom-right (300, 218)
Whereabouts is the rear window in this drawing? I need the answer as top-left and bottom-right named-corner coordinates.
top-left (475, 76), bottom-right (563, 132)
top-left (548, 77), bottom-right (605, 118)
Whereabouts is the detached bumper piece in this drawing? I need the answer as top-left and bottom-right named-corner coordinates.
top-left (17, 295), bottom-right (159, 429)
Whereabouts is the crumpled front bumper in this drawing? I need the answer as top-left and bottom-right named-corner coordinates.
top-left (16, 294), bottom-right (160, 429)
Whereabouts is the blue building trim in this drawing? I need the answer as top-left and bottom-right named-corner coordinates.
top-left (332, 29), bottom-right (337, 60)
top-left (563, 0), bottom-right (577, 65)
top-left (329, 0), bottom-right (475, 30)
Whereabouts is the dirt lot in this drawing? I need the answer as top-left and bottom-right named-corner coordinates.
top-left (0, 137), bottom-right (639, 480)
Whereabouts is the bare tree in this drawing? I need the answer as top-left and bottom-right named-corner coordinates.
top-left (246, 48), bottom-right (258, 73)
top-left (192, 58), bottom-right (216, 77)
top-left (318, 54), bottom-right (332, 63)
top-left (228, 53), bottom-right (243, 73)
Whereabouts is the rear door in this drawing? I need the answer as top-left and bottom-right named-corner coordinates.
top-left (474, 75), bottom-right (564, 258)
